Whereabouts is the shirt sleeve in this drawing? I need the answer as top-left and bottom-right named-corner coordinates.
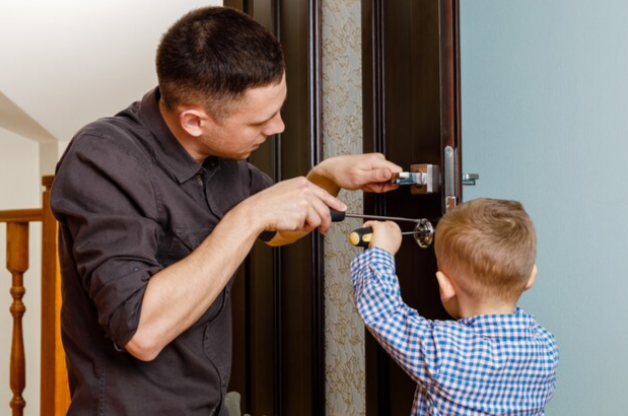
top-left (351, 247), bottom-right (439, 386)
top-left (246, 161), bottom-right (273, 195)
top-left (52, 133), bottom-right (163, 347)
top-left (243, 161), bottom-right (276, 241)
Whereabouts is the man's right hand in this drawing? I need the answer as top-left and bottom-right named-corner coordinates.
top-left (235, 176), bottom-right (347, 239)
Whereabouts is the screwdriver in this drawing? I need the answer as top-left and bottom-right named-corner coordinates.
top-left (330, 208), bottom-right (434, 248)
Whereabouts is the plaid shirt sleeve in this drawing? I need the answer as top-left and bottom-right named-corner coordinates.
top-left (351, 247), bottom-right (438, 386)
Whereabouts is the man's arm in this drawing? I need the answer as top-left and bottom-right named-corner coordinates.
top-left (54, 137), bottom-right (347, 361)
top-left (133, 153), bottom-right (404, 355)
top-left (127, 176), bottom-right (345, 360)
top-left (126, 201), bottom-right (259, 360)
top-left (56, 143), bottom-right (399, 360)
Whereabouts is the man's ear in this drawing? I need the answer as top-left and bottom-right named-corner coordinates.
top-left (524, 264), bottom-right (538, 291)
top-left (179, 108), bottom-right (209, 137)
top-left (435, 271), bottom-right (456, 303)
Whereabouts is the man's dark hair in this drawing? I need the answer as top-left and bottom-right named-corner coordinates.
top-left (156, 6), bottom-right (285, 118)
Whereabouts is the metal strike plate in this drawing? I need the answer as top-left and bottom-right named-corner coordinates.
top-left (444, 147), bottom-right (457, 210)
top-left (462, 173), bottom-right (479, 186)
top-left (410, 164), bottom-right (440, 194)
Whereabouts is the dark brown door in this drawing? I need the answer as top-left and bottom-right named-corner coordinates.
top-left (224, 1), bottom-right (325, 416)
top-left (362, 0), bottom-right (462, 414)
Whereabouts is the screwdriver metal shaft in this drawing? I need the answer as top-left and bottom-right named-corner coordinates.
top-left (343, 213), bottom-right (421, 223)
top-left (330, 208), bottom-right (419, 224)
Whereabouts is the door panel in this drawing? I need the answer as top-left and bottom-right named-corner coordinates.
top-left (225, 1), bottom-right (325, 415)
top-left (362, 0), bottom-right (462, 414)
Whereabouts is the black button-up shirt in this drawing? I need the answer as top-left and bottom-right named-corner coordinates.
top-left (51, 88), bottom-right (272, 415)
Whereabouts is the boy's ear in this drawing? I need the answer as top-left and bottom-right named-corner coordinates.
top-left (524, 264), bottom-right (538, 291)
top-left (179, 107), bottom-right (209, 137)
top-left (435, 271), bottom-right (456, 302)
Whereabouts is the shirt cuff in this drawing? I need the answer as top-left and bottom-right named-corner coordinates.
top-left (352, 246), bottom-right (395, 271)
top-left (350, 246), bottom-right (397, 289)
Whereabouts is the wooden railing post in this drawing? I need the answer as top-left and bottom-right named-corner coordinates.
top-left (7, 221), bottom-right (29, 416)
top-left (2, 175), bottom-right (70, 416)
top-left (40, 175), bottom-right (71, 416)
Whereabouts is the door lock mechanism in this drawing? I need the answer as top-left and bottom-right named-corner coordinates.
top-left (392, 152), bottom-right (479, 207)
top-left (391, 164), bottom-right (440, 194)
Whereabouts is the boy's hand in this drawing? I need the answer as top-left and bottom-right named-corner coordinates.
top-left (363, 220), bottom-right (402, 255)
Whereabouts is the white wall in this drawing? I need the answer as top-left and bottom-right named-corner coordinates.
top-left (0, 2), bottom-right (221, 415)
top-left (0, 0), bottom-right (221, 142)
top-left (0, 127), bottom-right (41, 416)
top-left (461, 1), bottom-right (628, 414)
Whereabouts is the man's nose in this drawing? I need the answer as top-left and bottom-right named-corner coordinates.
top-left (263, 113), bottom-right (285, 136)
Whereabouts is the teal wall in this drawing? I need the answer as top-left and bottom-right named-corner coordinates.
top-left (461, 1), bottom-right (628, 413)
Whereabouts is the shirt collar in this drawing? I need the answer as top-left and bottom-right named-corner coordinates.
top-left (458, 307), bottom-right (539, 338)
top-left (139, 87), bottom-right (204, 184)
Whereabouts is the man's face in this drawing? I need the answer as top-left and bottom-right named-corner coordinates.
top-left (198, 74), bottom-right (287, 160)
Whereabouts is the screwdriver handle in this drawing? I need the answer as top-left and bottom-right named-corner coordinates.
top-left (349, 227), bottom-right (373, 247)
top-left (330, 208), bottom-right (346, 222)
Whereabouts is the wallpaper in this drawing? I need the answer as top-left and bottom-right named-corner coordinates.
top-left (321, 1), bottom-right (366, 415)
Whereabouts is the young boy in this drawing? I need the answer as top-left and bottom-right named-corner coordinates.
top-left (351, 198), bottom-right (558, 416)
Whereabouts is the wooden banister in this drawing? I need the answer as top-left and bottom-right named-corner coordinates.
top-left (7, 221), bottom-right (29, 416)
top-left (40, 175), bottom-right (70, 416)
top-left (0, 210), bottom-right (42, 223)
top-left (2, 175), bottom-right (70, 416)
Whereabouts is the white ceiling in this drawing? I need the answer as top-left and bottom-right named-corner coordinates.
top-left (0, 0), bottom-right (222, 143)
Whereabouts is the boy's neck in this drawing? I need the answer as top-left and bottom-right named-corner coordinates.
top-left (456, 299), bottom-right (517, 318)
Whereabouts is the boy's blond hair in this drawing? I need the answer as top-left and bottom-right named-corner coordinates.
top-left (434, 198), bottom-right (537, 302)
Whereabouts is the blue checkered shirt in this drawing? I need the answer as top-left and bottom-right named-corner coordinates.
top-left (351, 248), bottom-right (559, 416)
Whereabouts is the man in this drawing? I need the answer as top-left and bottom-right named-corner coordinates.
top-left (51, 6), bottom-right (400, 415)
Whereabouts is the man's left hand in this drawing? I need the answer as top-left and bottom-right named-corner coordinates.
top-left (307, 153), bottom-right (403, 196)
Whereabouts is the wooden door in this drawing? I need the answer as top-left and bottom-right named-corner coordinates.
top-left (362, 0), bottom-right (462, 414)
top-left (224, 1), bottom-right (325, 416)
